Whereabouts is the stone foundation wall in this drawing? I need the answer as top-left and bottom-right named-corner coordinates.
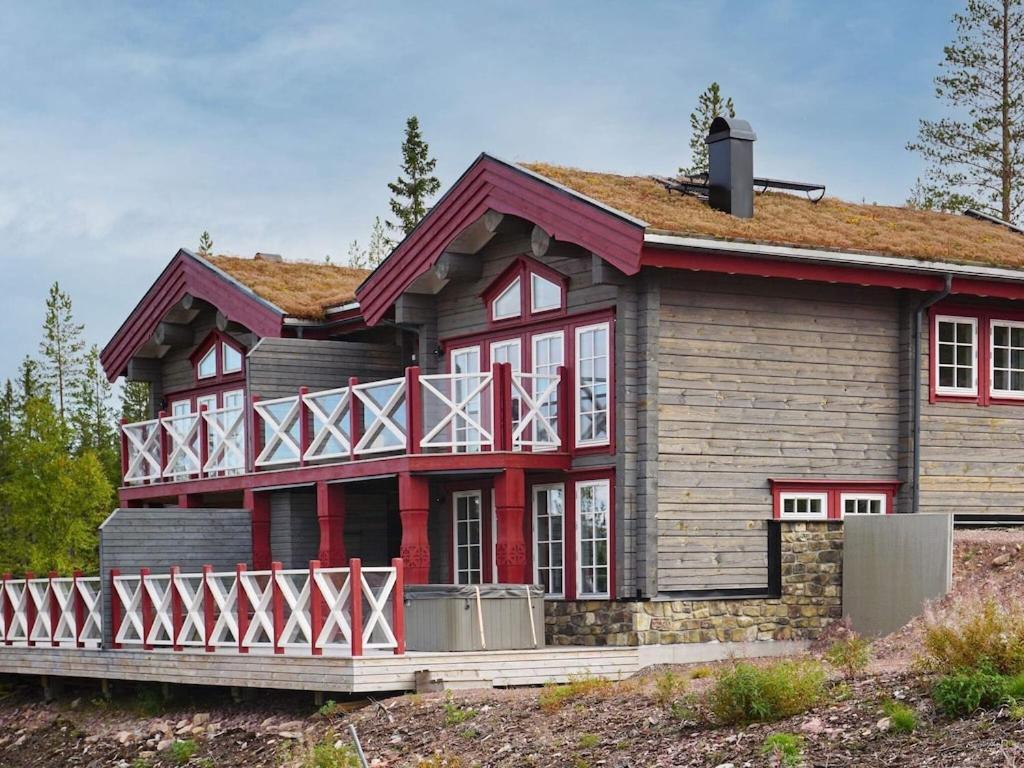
top-left (545, 521), bottom-right (843, 646)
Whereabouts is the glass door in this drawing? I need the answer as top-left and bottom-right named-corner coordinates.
top-left (450, 346), bottom-right (482, 452)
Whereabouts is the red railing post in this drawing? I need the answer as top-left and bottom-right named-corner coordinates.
top-left (0, 573), bottom-right (10, 646)
top-left (48, 571), bottom-right (59, 647)
top-left (119, 417), bottom-right (129, 482)
top-left (309, 560), bottom-right (323, 657)
top-left (24, 572), bottom-right (36, 647)
top-left (250, 395), bottom-right (262, 472)
top-left (140, 568), bottom-right (153, 650)
top-left (271, 561), bottom-right (284, 655)
top-left (170, 566), bottom-right (183, 651)
top-left (157, 410), bottom-right (169, 481)
top-left (202, 565), bottom-right (214, 653)
top-left (349, 558), bottom-right (363, 657)
top-left (236, 563), bottom-right (249, 654)
top-left (198, 404), bottom-right (210, 478)
top-left (405, 366), bottom-right (421, 454)
top-left (110, 568), bottom-right (123, 649)
top-left (391, 558), bottom-right (405, 655)
top-left (73, 569), bottom-right (85, 649)
top-left (556, 364), bottom-right (570, 450)
top-left (348, 377), bottom-right (362, 456)
top-left (492, 363), bottom-right (514, 452)
top-left (298, 386), bottom-right (310, 467)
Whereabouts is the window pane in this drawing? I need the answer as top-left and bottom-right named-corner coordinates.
top-left (492, 277), bottom-right (521, 319)
top-left (939, 322), bottom-right (954, 342)
top-left (197, 348), bottom-right (216, 378)
top-left (957, 323), bottom-right (972, 343)
top-left (222, 343), bottom-right (242, 373)
top-left (531, 273), bottom-right (561, 312)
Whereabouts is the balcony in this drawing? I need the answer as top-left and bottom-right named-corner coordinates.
top-left (120, 364), bottom-right (568, 487)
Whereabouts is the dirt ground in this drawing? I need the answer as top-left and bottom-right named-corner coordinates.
top-left (1, 528), bottom-right (1023, 768)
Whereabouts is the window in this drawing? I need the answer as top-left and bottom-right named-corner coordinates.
top-left (575, 322), bottom-right (610, 447)
top-left (491, 339), bottom-right (522, 433)
top-left (532, 331), bottom-right (565, 447)
top-left (935, 315), bottom-right (977, 396)
top-left (453, 491), bottom-right (483, 584)
top-left (533, 484), bottom-right (565, 597)
top-left (450, 345), bottom-right (483, 451)
top-left (779, 493), bottom-right (828, 520)
top-left (531, 273), bottom-right (561, 313)
top-left (841, 493), bottom-right (886, 516)
top-left (222, 343), bottom-right (243, 373)
top-left (990, 320), bottom-right (1024, 398)
top-left (492, 277), bottom-right (521, 321)
top-left (576, 480), bottom-right (610, 597)
top-left (197, 347), bottom-right (217, 379)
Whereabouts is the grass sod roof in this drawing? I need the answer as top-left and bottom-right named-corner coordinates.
top-left (204, 255), bottom-right (370, 319)
top-left (522, 163), bottom-right (1024, 272)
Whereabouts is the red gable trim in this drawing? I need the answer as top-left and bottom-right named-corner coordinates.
top-left (100, 250), bottom-right (285, 382)
top-left (356, 154), bottom-right (646, 326)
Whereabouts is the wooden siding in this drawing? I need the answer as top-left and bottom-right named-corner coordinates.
top-left (269, 489), bottom-right (319, 569)
top-left (655, 273), bottom-right (901, 592)
top-left (247, 337), bottom-right (403, 401)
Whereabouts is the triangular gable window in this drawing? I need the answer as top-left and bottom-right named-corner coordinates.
top-left (197, 347), bottom-right (217, 379)
top-left (531, 273), bottom-right (561, 313)
top-left (222, 343), bottom-right (243, 373)
top-left (492, 277), bottom-right (522, 321)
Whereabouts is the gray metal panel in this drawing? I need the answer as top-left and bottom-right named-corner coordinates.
top-left (404, 585), bottom-right (546, 651)
top-left (843, 513), bottom-right (952, 636)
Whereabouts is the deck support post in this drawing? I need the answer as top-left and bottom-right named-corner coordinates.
top-left (170, 566), bottom-right (183, 651)
top-left (271, 561), bottom-right (284, 655)
top-left (316, 481), bottom-right (346, 567)
top-left (40, 675), bottom-right (62, 703)
top-left (202, 565), bottom-right (214, 653)
top-left (24, 572), bottom-right (35, 648)
top-left (391, 558), bottom-right (406, 655)
top-left (309, 560), bottom-right (323, 657)
top-left (245, 489), bottom-right (272, 570)
top-left (236, 564), bottom-right (249, 654)
top-left (494, 468), bottom-right (528, 584)
top-left (48, 571), bottom-right (58, 647)
top-left (398, 474), bottom-right (431, 584)
top-left (0, 573), bottom-right (9, 646)
top-left (349, 558), bottom-right (363, 657)
top-left (140, 568), bottom-right (153, 650)
top-left (72, 570), bottom-right (85, 649)
top-left (110, 569), bottom-right (122, 649)
top-left (405, 366), bottom-right (422, 454)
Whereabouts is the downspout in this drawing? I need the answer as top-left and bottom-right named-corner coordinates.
top-left (912, 273), bottom-right (952, 514)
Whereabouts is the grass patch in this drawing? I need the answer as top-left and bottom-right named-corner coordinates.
top-left (304, 735), bottom-right (362, 768)
top-left (824, 633), bottom-right (872, 679)
top-left (932, 667), bottom-right (1009, 718)
top-left (538, 675), bottom-right (613, 712)
top-left (442, 691), bottom-right (477, 726)
top-left (882, 700), bottom-right (919, 733)
top-left (761, 732), bottom-right (803, 767)
top-left (318, 699), bottom-right (339, 717)
top-left (170, 739), bottom-right (198, 765)
top-left (416, 756), bottom-right (464, 768)
top-left (922, 597), bottom-right (1024, 676)
top-left (578, 733), bottom-right (600, 748)
top-left (705, 660), bottom-right (826, 725)
top-left (689, 666), bottom-right (712, 680)
top-left (652, 669), bottom-right (686, 708)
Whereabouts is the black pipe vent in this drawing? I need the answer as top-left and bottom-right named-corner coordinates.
top-left (706, 116), bottom-right (756, 218)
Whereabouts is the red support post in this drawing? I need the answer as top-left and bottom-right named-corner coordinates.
top-left (119, 417), bottom-right (129, 482)
top-left (494, 468), bottom-right (528, 584)
top-left (24, 572), bottom-right (35, 648)
top-left (348, 377), bottom-right (362, 456)
top-left (1, 573), bottom-right (10, 646)
top-left (492, 363), bottom-right (514, 452)
top-left (316, 481), bottom-right (346, 567)
top-left (140, 567), bottom-right (153, 650)
top-left (48, 571), bottom-right (59, 647)
top-left (349, 558), bottom-right (363, 657)
top-left (298, 386), bottom-right (310, 467)
top-left (170, 566), bottom-right (183, 651)
top-left (198, 404), bottom-right (210, 478)
top-left (556, 364), bottom-right (570, 450)
top-left (73, 570), bottom-right (85, 649)
top-left (309, 560), bottom-right (323, 657)
top-left (245, 489), bottom-right (272, 570)
top-left (405, 366), bottom-right (421, 454)
top-left (250, 394), bottom-right (262, 472)
top-left (110, 568), bottom-right (123, 649)
top-left (202, 565), bottom-right (215, 653)
top-left (157, 410), bottom-right (169, 480)
top-left (391, 558), bottom-right (405, 655)
top-left (236, 563), bottom-right (249, 654)
top-left (398, 473), bottom-right (431, 584)
top-left (271, 561), bottom-right (284, 655)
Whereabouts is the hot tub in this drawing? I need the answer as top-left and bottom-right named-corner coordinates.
top-left (404, 584), bottom-right (546, 652)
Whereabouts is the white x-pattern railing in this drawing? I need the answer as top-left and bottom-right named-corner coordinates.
top-left (123, 418), bottom-right (163, 483)
top-left (254, 395), bottom-right (302, 467)
top-left (353, 377), bottom-right (408, 454)
top-left (203, 404), bottom-right (246, 474)
top-left (511, 372), bottom-right (562, 450)
top-left (161, 411), bottom-right (202, 479)
top-left (303, 387), bottom-right (352, 461)
top-left (420, 372), bottom-right (494, 451)
top-left (1, 574), bottom-right (102, 648)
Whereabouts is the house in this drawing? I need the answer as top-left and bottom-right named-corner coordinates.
top-left (0, 117), bottom-right (1015, 692)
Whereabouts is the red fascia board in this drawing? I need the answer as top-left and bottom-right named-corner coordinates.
top-left (100, 251), bottom-right (285, 382)
top-left (357, 156), bottom-right (645, 326)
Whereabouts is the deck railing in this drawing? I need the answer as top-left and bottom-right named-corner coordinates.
top-left (0, 572), bottom-right (103, 649)
top-left (120, 364), bottom-right (567, 486)
top-left (110, 559), bottom-right (404, 656)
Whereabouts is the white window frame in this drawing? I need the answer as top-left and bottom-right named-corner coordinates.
top-left (531, 330), bottom-right (565, 451)
top-left (575, 479), bottom-right (610, 599)
top-left (449, 345), bottom-right (483, 452)
top-left (196, 346), bottom-right (217, 379)
top-left (532, 483), bottom-right (565, 598)
top-left (989, 318), bottom-right (1024, 399)
top-left (530, 272), bottom-right (562, 313)
top-left (222, 342), bottom-right (243, 374)
top-left (452, 490), bottom-right (483, 585)
top-left (934, 315), bottom-right (978, 396)
top-left (779, 492), bottom-right (828, 520)
top-left (491, 276), bottom-right (521, 321)
top-left (574, 322), bottom-right (611, 449)
top-left (840, 493), bottom-right (887, 517)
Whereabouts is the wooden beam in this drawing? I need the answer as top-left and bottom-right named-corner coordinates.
top-left (483, 210), bottom-right (504, 233)
top-left (531, 225), bottom-right (551, 258)
top-left (394, 294), bottom-right (436, 326)
top-left (433, 252), bottom-right (482, 283)
top-left (153, 322), bottom-right (193, 347)
top-left (125, 358), bottom-right (161, 383)
top-left (216, 311), bottom-right (230, 332)
top-left (591, 252), bottom-right (628, 286)
top-left (180, 293), bottom-right (196, 311)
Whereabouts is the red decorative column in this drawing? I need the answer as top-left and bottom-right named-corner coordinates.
top-left (316, 481), bottom-right (347, 567)
top-left (398, 473), bottom-right (431, 584)
top-left (494, 468), bottom-right (528, 583)
top-left (245, 489), bottom-right (272, 570)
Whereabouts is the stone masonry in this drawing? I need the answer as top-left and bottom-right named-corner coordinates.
top-left (545, 521), bottom-right (843, 646)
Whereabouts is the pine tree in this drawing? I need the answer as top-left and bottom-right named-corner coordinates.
top-left (198, 231), bottom-right (214, 257)
top-left (347, 239), bottom-right (368, 269)
top-left (17, 356), bottom-right (42, 410)
top-left (71, 345), bottom-right (119, 482)
top-left (682, 82), bottom-right (736, 177)
top-left (366, 216), bottom-right (391, 267)
top-left (120, 380), bottom-right (151, 424)
top-left (39, 282), bottom-right (85, 426)
top-left (387, 116), bottom-right (441, 237)
top-left (908, 0), bottom-right (1024, 221)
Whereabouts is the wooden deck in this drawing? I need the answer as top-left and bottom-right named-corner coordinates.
top-left (0, 646), bottom-right (641, 693)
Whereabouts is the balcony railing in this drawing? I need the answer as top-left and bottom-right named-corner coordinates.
top-left (120, 364), bottom-right (567, 486)
top-left (1, 572), bottom-right (103, 649)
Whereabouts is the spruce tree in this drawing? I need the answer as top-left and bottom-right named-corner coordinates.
top-left (198, 231), bottom-right (214, 257)
top-left (682, 82), bottom-right (736, 176)
top-left (71, 345), bottom-right (119, 482)
top-left (908, 0), bottom-right (1024, 221)
top-left (347, 239), bottom-right (368, 270)
top-left (17, 356), bottom-right (42, 410)
top-left (38, 282), bottom-right (85, 426)
top-left (120, 380), bottom-right (151, 424)
top-left (366, 216), bottom-right (391, 267)
top-left (387, 116), bottom-right (441, 237)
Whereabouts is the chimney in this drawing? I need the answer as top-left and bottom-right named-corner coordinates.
top-left (706, 116), bottom-right (756, 218)
top-left (254, 252), bottom-right (283, 262)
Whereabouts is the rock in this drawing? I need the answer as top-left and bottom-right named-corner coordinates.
top-left (13, 735), bottom-right (26, 747)
top-left (69, 698), bottom-right (82, 710)
top-left (390, 734), bottom-right (403, 744)
top-left (714, 764), bottom-right (736, 768)
top-left (190, 725), bottom-right (206, 736)
top-left (992, 553), bottom-right (1013, 567)
top-left (260, 716), bottom-right (276, 728)
top-left (800, 717), bottom-right (824, 734)
top-left (192, 712), bottom-right (210, 726)
top-left (156, 739), bottom-right (173, 752)
top-left (278, 731), bottom-right (303, 740)
top-left (877, 717), bottom-right (891, 731)
top-left (115, 731), bottom-right (132, 745)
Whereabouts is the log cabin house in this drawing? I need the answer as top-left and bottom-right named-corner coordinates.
top-left (0, 117), bottom-right (1019, 691)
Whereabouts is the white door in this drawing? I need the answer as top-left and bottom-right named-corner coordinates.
top-left (453, 490), bottom-right (483, 584)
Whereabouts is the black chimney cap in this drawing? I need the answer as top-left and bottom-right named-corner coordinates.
top-left (706, 116), bottom-right (757, 144)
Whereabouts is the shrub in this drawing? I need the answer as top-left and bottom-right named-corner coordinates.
top-left (416, 756), bottom-right (463, 768)
top-left (761, 732), bottom-right (803, 767)
top-left (922, 597), bottom-right (1024, 676)
top-left (1004, 672), bottom-right (1024, 700)
top-left (578, 733), bottom-right (600, 748)
top-left (442, 691), bottom-right (477, 726)
top-left (305, 737), bottom-right (362, 768)
top-left (882, 700), bottom-right (919, 733)
top-left (932, 668), bottom-right (1008, 718)
top-left (824, 634), bottom-right (872, 678)
top-left (170, 739), bottom-right (198, 764)
top-left (689, 666), bottom-right (712, 680)
top-left (705, 660), bottom-right (826, 725)
top-left (652, 669), bottom-right (686, 707)
top-left (318, 698), bottom-right (339, 717)
top-left (538, 676), bottom-right (613, 712)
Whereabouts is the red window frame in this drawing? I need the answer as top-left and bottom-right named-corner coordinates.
top-left (769, 478), bottom-right (898, 520)
top-left (929, 303), bottom-right (1024, 406)
top-left (189, 330), bottom-right (247, 387)
top-left (481, 256), bottom-right (568, 329)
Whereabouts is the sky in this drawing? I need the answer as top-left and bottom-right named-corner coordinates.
top-left (0, 0), bottom-right (962, 384)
